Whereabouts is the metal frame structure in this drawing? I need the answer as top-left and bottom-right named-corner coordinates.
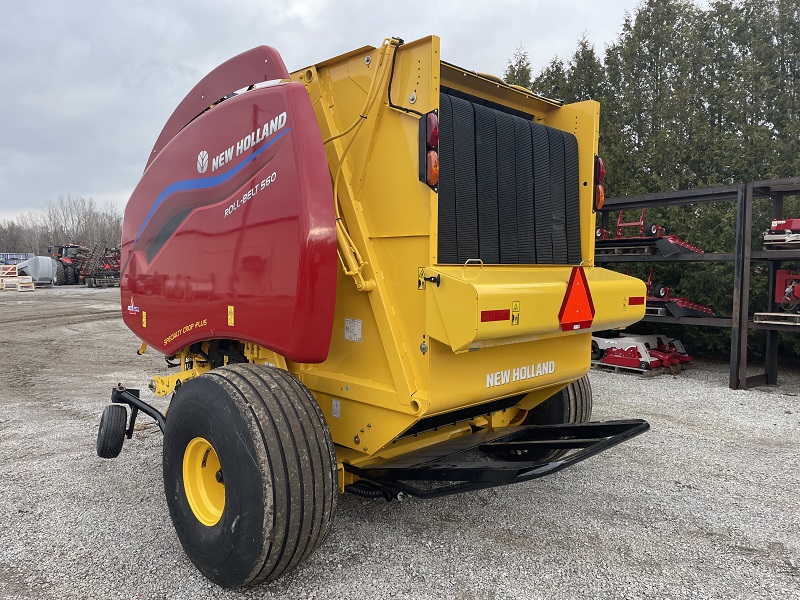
top-left (596, 177), bottom-right (800, 390)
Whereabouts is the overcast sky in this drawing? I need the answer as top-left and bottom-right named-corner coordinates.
top-left (0, 0), bottom-right (646, 222)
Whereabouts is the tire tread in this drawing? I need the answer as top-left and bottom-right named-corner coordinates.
top-left (203, 364), bottom-right (336, 586)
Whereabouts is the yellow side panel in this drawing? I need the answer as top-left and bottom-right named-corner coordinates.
top-left (428, 335), bottom-right (589, 415)
top-left (426, 265), bottom-right (646, 352)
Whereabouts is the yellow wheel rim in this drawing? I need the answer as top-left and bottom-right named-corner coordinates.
top-left (183, 437), bottom-right (225, 526)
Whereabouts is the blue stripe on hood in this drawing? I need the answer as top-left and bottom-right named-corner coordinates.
top-left (134, 128), bottom-right (291, 243)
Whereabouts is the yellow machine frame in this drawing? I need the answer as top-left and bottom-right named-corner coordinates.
top-left (147, 36), bottom-right (645, 492)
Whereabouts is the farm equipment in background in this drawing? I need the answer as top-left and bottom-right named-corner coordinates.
top-left (95, 36), bottom-right (650, 588)
top-left (774, 269), bottom-right (800, 313)
top-left (592, 334), bottom-right (693, 374)
top-left (644, 267), bottom-right (715, 318)
top-left (596, 209), bottom-right (703, 256)
top-left (763, 218), bottom-right (800, 249)
top-left (83, 245), bottom-right (121, 288)
top-left (49, 243), bottom-right (90, 285)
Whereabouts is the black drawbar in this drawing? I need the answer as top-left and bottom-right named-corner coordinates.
top-left (437, 90), bottom-right (581, 265)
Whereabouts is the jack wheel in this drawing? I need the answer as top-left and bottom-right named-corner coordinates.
top-left (652, 283), bottom-right (668, 299)
top-left (494, 375), bottom-right (593, 463)
top-left (640, 361), bottom-right (650, 370)
top-left (645, 222), bottom-right (659, 236)
top-left (591, 340), bottom-right (603, 361)
top-left (162, 364), bottom-right (337, 588)
top-left (97, 404), bottom-right (127, 458)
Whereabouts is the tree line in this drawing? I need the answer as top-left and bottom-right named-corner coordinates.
top-left (506, 0), bottom-right (800, 359)
top-left (0, 195), bottom-right (123, 256)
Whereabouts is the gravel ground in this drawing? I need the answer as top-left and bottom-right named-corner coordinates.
top-left (1, 286), bottom-right (799, 600)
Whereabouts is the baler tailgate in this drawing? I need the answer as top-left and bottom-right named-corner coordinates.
top-left (345, 419), bottom-right (649, 499)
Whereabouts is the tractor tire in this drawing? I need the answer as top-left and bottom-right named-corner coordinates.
top-left (652, 283), bottom-right (668, 299)
top-left (162, 364), bottom-right (337, 588)
top-left (65, 265), bottom-right (77, 285)
top-left (97, 404), bottom-right (128, 458)
top-left (493, 375), bottom-right (593, 463)
top-left (55, 261), bottom-right (65, 285)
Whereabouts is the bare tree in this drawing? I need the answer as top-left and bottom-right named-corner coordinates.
top-left (0, 195), bottom-right (123, 255)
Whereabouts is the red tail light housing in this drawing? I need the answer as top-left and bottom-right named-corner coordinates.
top-left (419, 110), bottom-right (439, 190)
top-left (595, 155), bottom-right (605, 184)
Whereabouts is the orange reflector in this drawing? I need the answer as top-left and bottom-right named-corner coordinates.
top-left (558, 266), bottom-right (595, 331)
top-left (427, 151), bottom-right (440, 186)
top-left (595, 184), bottom-right (605, 210)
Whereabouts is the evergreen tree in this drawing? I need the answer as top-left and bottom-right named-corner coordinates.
top-left (531, 57), bottom-right (570, 101)
top-left (516, 0), bottom-right (800, 360)
top-left (503, 45), bottom-right (532, 88)
top-left (567, 34), bottom-right (604, 102)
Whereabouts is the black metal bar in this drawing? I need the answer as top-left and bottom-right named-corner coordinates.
top-left (752, 250), bottom-right (800, 260)
top-left (595, 253), bottom-right (737, 263)
top-left (596, 251), bottom-right (800, 262)
top-left (126, 406), bottom-right (139, 439)
top-left (480, 439), bottom-right (601, 451)
top-left (602, 177), bottom-right (800, 212)
top-left (111, 385), bottom-right (166, 434)
top-left (642, 315), bottom-right (732, 327)
top-left (753, 177), bottom-right (800, 192)
top-left (737, 183), bottom-right (754, 389)
top-left (772, 193), bottom-right (784, 221)
top-left (602, 185), bottom-right (741, 210)
top-left (745, 373), bottom-right (768, 388)
top-left (344, 419), bottom-right (649, 498)
top-left (730, 184), bottom-right (748, 389)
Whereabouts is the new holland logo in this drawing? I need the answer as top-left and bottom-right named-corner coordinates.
top-left (197, 150), bottom-right (209, 174)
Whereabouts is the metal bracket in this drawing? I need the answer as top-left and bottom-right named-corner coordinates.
top-left (111, 385), bottom-right (166, 435)
top-left (344, 419), bottom-right (650, 499)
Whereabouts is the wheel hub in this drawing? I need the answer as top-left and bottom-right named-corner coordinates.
top-left (183, 437), bottom-right (225, 526)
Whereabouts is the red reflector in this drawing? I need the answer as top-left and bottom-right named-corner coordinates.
top-left (481, 309), bottom-right (511, 323)
top-left (629, 296), bottom-right (645, 305)
top-left (427, 112), bottom-right (439, 148)
top-left (427, 151), bottom-right (439, 186)
top-left (558, 267), bottom-right (595, 331)
top-left (595, 156), bottom-right (605, 184)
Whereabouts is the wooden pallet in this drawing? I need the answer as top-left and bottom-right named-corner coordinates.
top-left (591, 360), bottom-right (691, 376)
top-left (754, 312), bottom-right (800, 325)
top-left (764, 241), bottom-right (800, 249)
top-left (0, 277), bottom-right (17, 291)
top-left (0, 265), bottom-right (18, 278)
top-left (16, 276), bottom-right (34, 292)
top-left (591, 361), bottom-right (665, 377)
